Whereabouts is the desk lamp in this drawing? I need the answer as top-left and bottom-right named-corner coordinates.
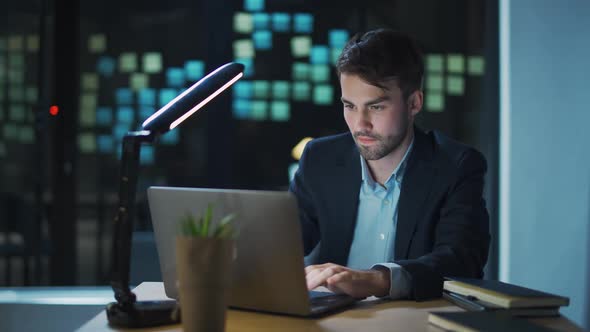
top-left (106, 62), bottom-right (244, 327)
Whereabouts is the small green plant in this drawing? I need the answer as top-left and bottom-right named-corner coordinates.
top-left (178, 203), bottom-right (236, 239)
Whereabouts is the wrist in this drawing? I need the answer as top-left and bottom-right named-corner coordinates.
top-left (369, 267), bottom-right (390, 297)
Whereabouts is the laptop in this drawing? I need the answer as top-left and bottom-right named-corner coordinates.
top-left (147, 186), bottom-right (357, 316)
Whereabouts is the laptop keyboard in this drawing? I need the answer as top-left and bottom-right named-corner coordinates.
top-left (309, 291), bottom-right (354, 306)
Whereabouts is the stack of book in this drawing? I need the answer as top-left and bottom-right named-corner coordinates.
top-left (441, 277), bottom-right (569, 317)
top-left (428, 278), bottom-right (570, 332)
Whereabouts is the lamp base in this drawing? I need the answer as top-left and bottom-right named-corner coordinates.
top-left (106, 300), bottom-right (179, 328)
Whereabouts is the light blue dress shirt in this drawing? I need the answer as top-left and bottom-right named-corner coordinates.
top-left (346, 139), bottom-right (414, 299)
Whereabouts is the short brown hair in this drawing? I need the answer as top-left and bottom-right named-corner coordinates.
top-left (336, 29), bottom-right (424, 100)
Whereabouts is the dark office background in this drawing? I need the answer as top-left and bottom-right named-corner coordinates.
top-left (0, 0), bottom-right (498, 289)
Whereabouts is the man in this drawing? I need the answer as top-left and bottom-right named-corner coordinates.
top-left (289, 29), bottom-right (490, 301)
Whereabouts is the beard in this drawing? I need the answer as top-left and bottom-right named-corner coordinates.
top-left (353, 111), bottom-right (410, 161)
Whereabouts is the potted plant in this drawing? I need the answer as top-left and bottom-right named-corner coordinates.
top-left (175, 204), bottom-right (236, 332)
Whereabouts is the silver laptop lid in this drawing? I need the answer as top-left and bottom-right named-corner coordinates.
top-left (147, 186), bottom-right (311, 315)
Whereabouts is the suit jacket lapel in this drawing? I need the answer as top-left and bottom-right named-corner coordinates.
top-left (395, 127), bottom-right (437, 260)
top-left (321, 139), bottom-right (361, 266)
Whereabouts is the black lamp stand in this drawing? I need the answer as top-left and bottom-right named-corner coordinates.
top-left (106, 130), bottom-right (180, 328)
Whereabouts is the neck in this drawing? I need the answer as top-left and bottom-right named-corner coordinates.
top-left (367, 126), bottom-right (415, 185)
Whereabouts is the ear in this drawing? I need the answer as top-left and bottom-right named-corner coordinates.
top-left (407, 90), bottom-right (423, 116)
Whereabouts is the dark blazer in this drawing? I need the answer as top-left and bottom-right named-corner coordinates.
top-left (289, 127), bottom-right (490, 300)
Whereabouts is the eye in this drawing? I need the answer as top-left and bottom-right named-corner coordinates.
top-left (343, 103), bottom-right (355, 110)
top-left (369, 104), bottom-right (384, 111)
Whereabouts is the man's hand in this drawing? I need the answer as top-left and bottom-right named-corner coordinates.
top-left (305, 263), bottom-right (390, 299)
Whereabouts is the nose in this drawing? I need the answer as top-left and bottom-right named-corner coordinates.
top-left (356, 109), bottom-right (372, 132)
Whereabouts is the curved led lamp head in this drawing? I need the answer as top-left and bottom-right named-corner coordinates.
top-left (142, 62), bottom-right (244, 134)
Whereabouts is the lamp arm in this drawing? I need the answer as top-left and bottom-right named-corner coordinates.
top-left (110, 130), bottom-right (155, 308)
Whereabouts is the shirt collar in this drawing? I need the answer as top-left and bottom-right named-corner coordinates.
top-left (360, 137), bottom-right (415, 188)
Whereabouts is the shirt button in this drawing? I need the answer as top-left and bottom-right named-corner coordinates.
top-left (380, 233), bottom-right (385, 240)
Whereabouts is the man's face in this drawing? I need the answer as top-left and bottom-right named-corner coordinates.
top-left (341, 73), bottom-right (418, 160)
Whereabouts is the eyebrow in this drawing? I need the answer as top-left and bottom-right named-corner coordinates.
top-left (340, 96), bottom-right (391, 106)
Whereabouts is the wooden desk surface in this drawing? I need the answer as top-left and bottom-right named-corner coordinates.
top-left (78, 282), bottom-right (584, 332)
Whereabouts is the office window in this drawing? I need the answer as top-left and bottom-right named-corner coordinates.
top-left (116, 88), bottom-right (133, 105)
top-left (271, 13), bottom-right (290, 32)
top-left (130, 73), bottom-right (149, 91)
top-left (138, 88), bottom-right (156, 106)
top-left (119, 53), bottom-right (138, 73)
top-left (96, 107), bottom-right (113, 126)
top-left (116, 106), bottom-right (135, 124)
top-left (166, 67), bottom-right (186, 87)
top-left (272, 81), bottom-right (289, 99)
top-left (143, 52), bottom-right (162, 74)
top-left (292, 62), bottom-right (310, 81)
top-left (446, 54), bottom-right (464, 74)
top-left (425, 92), bottom-right (444, 112)
top-left (251, 100), bottom-right (268, 120)
top-left (293, 13), bottom-right (313, 33)
top-left (446, 75), bottom-right (465, 96)
top-left (234, 12), bottom-right (254, 34)
top-left (252, 13), bottom-right (270, 30)
top-left (234, 81), bottom-right (253, 99)
top-left (233, 39), bottom-right (255, 59)
top-left (313, 84), bottom-right (333, 105)
top-left (244, 0), bottom-right (264, 12)
top-left (426, 54), bottom-right (444, 73)
top-left (253, 30), bottom-right (272, 50)
top-left (292, 81), bottom-right (310, 101)
top-left (233, 99), bottom-right (251, 119)
top-left (26, 35), bottom-right (39, 52)
top-left (270, 101), bottom-right (289, 122)
top-left (310, 45), bottom-right (329, 65)
top-left (159, 89), bottom-right (177, 107)
top-left (97, 56), bottom-right (116, 76)
top-left (88, 34), bottom-right (106, 53)
top-left (291, 36), bottom-right (311, 57)
top-left (185, 60), bottom-right (204, 81)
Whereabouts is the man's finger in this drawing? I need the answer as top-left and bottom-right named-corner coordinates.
top-left (326, 270), bottom-right (351, 286)
top-left (307, 266), bottom-right (339, 290)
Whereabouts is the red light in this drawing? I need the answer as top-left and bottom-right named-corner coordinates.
top-left (49, 105), bottom-right (59, 116)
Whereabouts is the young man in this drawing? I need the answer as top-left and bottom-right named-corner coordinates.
top-left (289, 29), bottom-right (490, 300)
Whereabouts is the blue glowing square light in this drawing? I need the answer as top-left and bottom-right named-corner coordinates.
top-left (96, 107), bottom-right (113, 126)
top-left (140, 145), bottom-right (154, 165)
top-left (234, 81), bottom-right (253, 99)
top-left (272, 13), bottom-right (290, 32)
top-left (138, 88), bottom-right (156, 106)
top-left (97, 135), bottom-right (114, 153)
top-left (232, 98), bottom-right (251, 119)
top-left (310, 45), bottom-right (329, 65)
top-left (115, 88), bottom-right (133, 105)
top-left (252, 13), bottom-right (270, 30)
top-left (329, 29), bottom-right (349, 48)
top-left (253, 30), bottom-right (272, 50)
top-left (185, 60), bottom-right (204, 82)
top-left (97, 56), bottom-right (116, 77)
top-left (117, 106), bottom-right (135, 124)
top-left (113, 123), bottom-right (130, 141)
top-left (166, 68), bottom-right (186, 87)
top-left (161, 128), bottom-right (180, 145)
top-left (159, 89), bottom-right (178, 107)
top-left (293, 13), bottom-right (313, 33)
top-left (139, 106), bottom-right (153, 123)
top-left (235, 58), bottom-right (254, 78)
top-left (244, 0), bottom-right (264, 12)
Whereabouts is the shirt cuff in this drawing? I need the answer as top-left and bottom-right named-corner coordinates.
top-left (371, 262), bottom-right (412, 300)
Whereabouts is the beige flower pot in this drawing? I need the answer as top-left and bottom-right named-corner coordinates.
top-left (176, 236), bottom-right (234, 332)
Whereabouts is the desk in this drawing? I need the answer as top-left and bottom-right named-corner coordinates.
top-left (78, 282), bottom-right (584, 332)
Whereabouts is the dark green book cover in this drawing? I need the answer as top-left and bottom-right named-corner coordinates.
top-left (429, 311), bottom-right (557, 332)
top-left (448, 278), bottom-right (568, 300)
